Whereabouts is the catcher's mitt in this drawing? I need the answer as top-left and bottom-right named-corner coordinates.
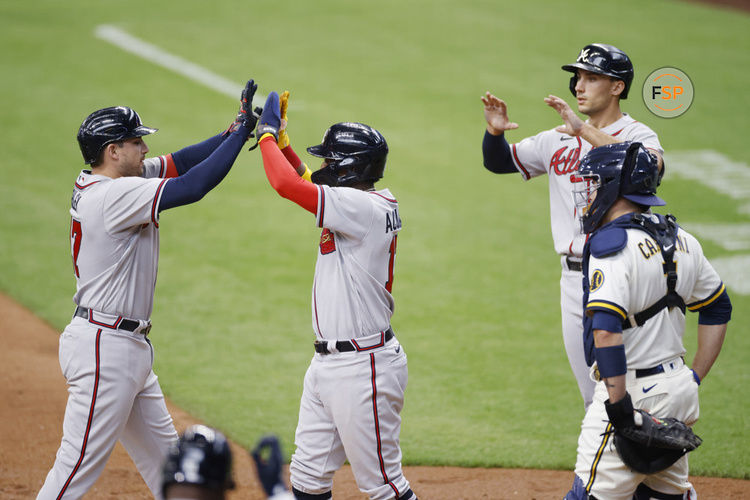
top-left (605, 393), bottom-right (702, 474)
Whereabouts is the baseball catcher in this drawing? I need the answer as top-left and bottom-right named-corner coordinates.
top-left (564, 142), bottom-right (731, 499)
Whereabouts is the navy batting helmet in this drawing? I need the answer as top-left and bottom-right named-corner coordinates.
top-left (307, 122), bottom-right (388, 187)
top-left (77, 106), bottom-right (157, 165)
top-left (562, 43), bottom-right (634, 99)
top-left (161, 425), bottom-right (235, 497)
top-left (574, 142), bottom-right (664, 234)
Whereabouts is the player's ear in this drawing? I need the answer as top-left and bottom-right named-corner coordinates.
top-left (611, 79), bottom-right (625, 98)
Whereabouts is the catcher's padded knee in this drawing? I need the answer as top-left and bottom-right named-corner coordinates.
top-left (634, 483), bottom-right (686, 500)
top-left (292, 486), bottom-right (332, 499)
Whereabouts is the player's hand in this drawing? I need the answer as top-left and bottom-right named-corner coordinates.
top-left (225, 79), bottom-right (259, 136)
top-left (256, 92), bottom-right (281, 142)
top-left (544, 94), bottom-right (584, 136)
top-left (251, 435), bottom-right (288, 497)
top-left (278, 90), bottom-right (291, 149)
top-left (481, 92), bottom-right (519, 136)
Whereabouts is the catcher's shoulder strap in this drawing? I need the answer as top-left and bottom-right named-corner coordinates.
top-left (621, 213), bottom-right (686, 329)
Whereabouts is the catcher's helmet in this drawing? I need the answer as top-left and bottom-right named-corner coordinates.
top-left (77, 106), bottom-right (157, 165)
top-left (574, 142), bottom-right (665, 234)
top-left (562, 43), bottom-right (634, 99)
top-left (161, 425), bottom-right (235, 497)
top-left (307, 122), bottom-right (388, 187)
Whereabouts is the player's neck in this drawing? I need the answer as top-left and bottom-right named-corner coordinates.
top-left (586, 102), bottom-right (623, 130)
top-left (91, 163), bottom-right (122, 179)
top-left (603, 199), bottom-right (643, 226)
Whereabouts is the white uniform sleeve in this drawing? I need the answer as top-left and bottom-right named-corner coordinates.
top-left (316, 185), bottom-right (374, 240)
top-left (141, 155), bottom-right (171, 179)
top-left (585, 253), bottom-right (631, 322)
top-left (103, 176), bottom-right (169, 233)
top-left (621, 123), bottom-right (663, 155)
top-left (684, 234), bottom-right (724, 310)
top-left (511, 130), bottom-right (550, 180)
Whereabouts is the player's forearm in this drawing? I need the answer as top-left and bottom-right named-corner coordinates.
top-left (579, 123), bottom-right (621, 148)
top-left (482, 131), bottom-right (517, 174)
top-left (692, 323), bottom-right (727, 381)
top-left (594, 329), bottom-right (627, 402)
top-left (158, 125), bottom-right (249, 210)
top-left (260, 136), bottom-right (318, 214)
top-left (171, 133), bottom-right (227, 175)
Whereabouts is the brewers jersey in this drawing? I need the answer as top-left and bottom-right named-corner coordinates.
top-left (586, 216), bottom-right (725, 368)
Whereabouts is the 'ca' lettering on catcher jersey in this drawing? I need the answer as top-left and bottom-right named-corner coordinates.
top-left (586, 218), bottom-right (724, 368)
top-left (511, 115), bottom-right (662, 257)
top-left (69, 156), bottom-right (172, 320)
top-left (312, 185), bottom-right (401, 340)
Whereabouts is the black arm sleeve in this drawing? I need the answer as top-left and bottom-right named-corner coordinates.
top-left (482, 130), bottom-right (518, 174)
top-left (698, 289), bottom-right (732, 325)
top-left (158, 125), bottom-right (250, 211)
top-left (171, 133), bottom-right (227, 175)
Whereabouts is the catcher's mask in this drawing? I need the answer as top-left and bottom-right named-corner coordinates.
top-left (77, 106), bottom-right (157, 165)
top-left (562, 43), bottom-right (634, 99)
top-left (307, 122), bottom-right (388, 187)
top-left (161, 425), bottom-right (235, 497)
top-left (573, 142), bottom-right (664, 234)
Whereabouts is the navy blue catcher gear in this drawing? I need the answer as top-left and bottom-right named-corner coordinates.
top-left (77, 106), bottom-right (157, 165)
top-left (562, 43), bottom-right (634, 99)
top-left (161, 425), bottom-right (235, 496)
top-left (575, 142), bottom-right (664, 234)
top-left (308, 122), bottom-right (388, 187)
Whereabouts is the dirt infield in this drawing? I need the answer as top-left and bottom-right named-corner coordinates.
top-left (1, 293), bottom-right (748, 499)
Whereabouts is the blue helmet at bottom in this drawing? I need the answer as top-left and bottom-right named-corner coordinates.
top-left (575, 142), bottom-right (665, 234)
top-left (161, 425), bottom-right (235, 497)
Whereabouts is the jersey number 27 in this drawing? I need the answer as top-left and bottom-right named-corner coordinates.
top-left (70, 218), bottom-right (82, 278)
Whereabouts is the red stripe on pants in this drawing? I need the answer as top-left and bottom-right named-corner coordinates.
top-left (56, 329), bottom-right (102, 500)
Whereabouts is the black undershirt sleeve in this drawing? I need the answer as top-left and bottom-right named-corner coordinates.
top-left (482, 130), bottom-right (518, 174)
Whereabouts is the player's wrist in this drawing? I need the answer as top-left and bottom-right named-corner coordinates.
top-left (486, 125), bottom-right (505, 136)
top-left (605, 392), bottom-right (635, 429)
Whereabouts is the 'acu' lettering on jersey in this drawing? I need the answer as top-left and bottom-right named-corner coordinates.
top-left (385, 207), bottom-right (402, 233)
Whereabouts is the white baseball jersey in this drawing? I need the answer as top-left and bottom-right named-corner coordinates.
top-left (586, 218), bottom-right (725, 368)
top-left (510, 114), bottom-right (662, 257)
top-left (311, 185), bottom-right (401, 340)
top-left (39, 155), bottom-right (179, 500)
top-left (69, 156), bottom-right (171, 320)
top-left (573, 217), bottom-right (724, 499)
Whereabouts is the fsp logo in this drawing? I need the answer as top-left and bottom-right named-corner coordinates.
top-left (590, 269), bottom-right (605, 292)
top-left (642, 67), bottom-right (694, 118)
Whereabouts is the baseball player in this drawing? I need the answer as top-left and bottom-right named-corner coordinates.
top-left (255, 91), bottom-right (417, 500)
top-left (481, 43), bottom-right (664, 409)
top-left (37, 80), bottom-right (259, 500)
top-left (564, 142), bottom-right (731, 499)
top-left (252, 435), bottom-right (295, 500)
top-left (162, 425), bottom-right (235, 500)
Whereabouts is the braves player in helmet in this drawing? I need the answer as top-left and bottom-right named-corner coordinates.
top-left (37, 80), bottom-right (259, 500)
top-left (481, 43), bottom-right (664, 409)
top-left (162, 425), bottom-right (235, 500)
top-left (255, 91), bottom-right (417, 500)
top-left (564, 142), bottom-right (731, 499)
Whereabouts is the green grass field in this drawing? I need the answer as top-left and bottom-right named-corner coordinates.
top-left (1, 0), bottom-right (748, 478)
